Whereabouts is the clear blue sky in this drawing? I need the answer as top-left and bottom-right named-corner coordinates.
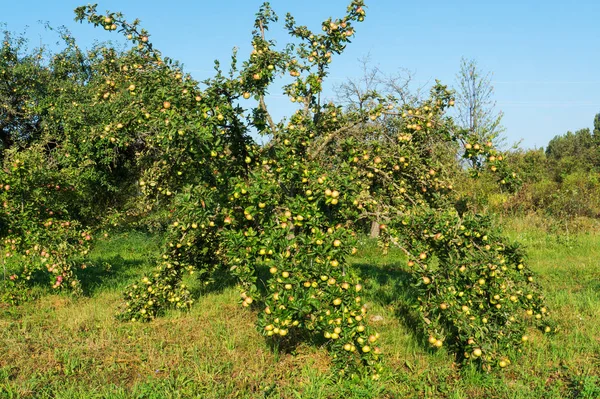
top-left (2, 0), bottom-right (600, 149)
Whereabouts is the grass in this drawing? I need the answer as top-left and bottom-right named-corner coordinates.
top-left (1, 220), bottom-right (600, 398)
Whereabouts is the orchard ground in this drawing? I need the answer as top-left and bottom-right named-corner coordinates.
top-left (1, 216), bottom-right (599, 399)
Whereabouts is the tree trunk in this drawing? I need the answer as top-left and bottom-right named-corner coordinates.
top-left (370, 220), bottom-right (380, 238)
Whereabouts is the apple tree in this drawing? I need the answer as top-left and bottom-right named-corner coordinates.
top-left (50, 0), bottom-right (554, 376)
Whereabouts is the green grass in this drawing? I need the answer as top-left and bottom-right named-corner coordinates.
top-left (1, 221), bottom-right (600, 398)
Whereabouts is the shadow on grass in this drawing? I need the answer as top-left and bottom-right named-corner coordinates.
top-left (76, 255), bottom-right (147, 296)
top-left (353, 262), bottom-right (435, 352)
top-left (186, 266), bottom-right (239, 299)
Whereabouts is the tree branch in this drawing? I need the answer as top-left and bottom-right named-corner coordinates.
top-left (309, 119), bottom-right (363, 159)
top-left (259, 96), bottom-right (278, 136)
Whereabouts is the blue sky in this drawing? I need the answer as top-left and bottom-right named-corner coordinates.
top-left (2, 0), bottom-right (600, 149)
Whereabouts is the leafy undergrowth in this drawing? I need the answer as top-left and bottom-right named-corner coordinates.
top-left (1, 222), bottom-right (599, 399)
